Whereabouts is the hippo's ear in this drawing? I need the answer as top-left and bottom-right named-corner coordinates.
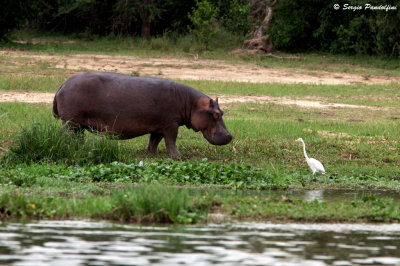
top-left (215, 98), bottom-right (219, 105)
top-left (209, 99), bottom-right (214, 108)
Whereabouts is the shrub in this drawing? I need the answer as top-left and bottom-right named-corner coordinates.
top-left (188, 0), bottom-right (219, 49)
top-left (222, 0), bottom-right (252, 37)
top-left (269, 0), bottom-right (400, 57)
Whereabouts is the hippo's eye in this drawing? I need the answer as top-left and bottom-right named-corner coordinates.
top-left (213, 111), bottom-right (221, 120)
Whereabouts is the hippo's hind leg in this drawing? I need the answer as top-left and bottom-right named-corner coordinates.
top-left (148, 132), bottom-right (163, 154)
top-left (162, 125), bottom-right (181, 157)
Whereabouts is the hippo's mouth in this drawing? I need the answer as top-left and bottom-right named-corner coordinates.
top-left (201, 130), bottom-right (232, 146)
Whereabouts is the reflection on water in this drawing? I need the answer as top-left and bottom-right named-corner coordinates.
top-left (0, 221), bottom-right (399, 265)
top-left (212, 188), bottom-right (400, 203)
top-left (300, 189), bottom-right (400, 203)
top-left (304, 190), bottom-right (325, 202)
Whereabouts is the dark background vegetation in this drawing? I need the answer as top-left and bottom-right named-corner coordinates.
top-left (0, 0), bottom-right (399, 57)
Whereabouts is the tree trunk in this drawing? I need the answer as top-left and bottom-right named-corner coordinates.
top-left (255, 6), bottom-right (273, 38)
top-left (140, 0), bottom-right (153, 39)
top-left (251, 0), bottom-right (277, 38)
top-left (141, 13), bottom-right (151, 39)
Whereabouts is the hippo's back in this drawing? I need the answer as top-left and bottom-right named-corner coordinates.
top-left (53, 72), bottom-right (198, 138)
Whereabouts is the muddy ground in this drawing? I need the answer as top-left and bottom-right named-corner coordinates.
top-left (2, 50), bottom-right (400, 85)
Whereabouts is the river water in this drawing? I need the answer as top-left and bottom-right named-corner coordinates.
top-left (0, 220), bottom-right (399, 265)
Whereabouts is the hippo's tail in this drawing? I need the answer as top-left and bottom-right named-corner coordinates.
top-left (53, 83), bottom-right (65, 119)
top-left (53, 95), bottom-right (59, 119)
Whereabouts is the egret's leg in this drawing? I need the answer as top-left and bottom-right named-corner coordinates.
top-left (311, 171), bottom-right (317, 182)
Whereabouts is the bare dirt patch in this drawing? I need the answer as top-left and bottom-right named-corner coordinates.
top-left (12, 39), bottom-right (76, 45)
top-left (0, 90), bottom-right (385, 111)
top-left (214, 94), bottom-right (384, 110)
top-left (0, 91), bottom-right (54, 104)
top-left (1, 50), bottom-right (400, 85)
top-left (303, 128), bottom-right (396, 150)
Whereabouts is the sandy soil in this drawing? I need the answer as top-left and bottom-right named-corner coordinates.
top-left (0, 91), bottom-right (54, 104)
top-left (0, 90), bottom-right (384, 110)
top-left (1, 50), bottom-right (400, 85)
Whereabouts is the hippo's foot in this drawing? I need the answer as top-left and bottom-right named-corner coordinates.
top-left (167, 148), bottom-right (181, 158)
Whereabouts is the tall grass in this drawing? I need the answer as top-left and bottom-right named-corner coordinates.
top-left (5, 120), bottom-right (121, 165)
top-left (110, 185), bottom-right (211, 223)
top-left (0, 185), bottom-right (212, 224)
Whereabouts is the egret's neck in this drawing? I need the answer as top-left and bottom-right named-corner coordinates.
top-left (301, 141), bottom-right (309, 159)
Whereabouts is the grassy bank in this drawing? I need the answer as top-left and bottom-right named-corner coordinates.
top-left (0, 103), bottom-right (399, 224)
top-left (1, 181), bottom-right (399, 223)
top-left (1, 33), bottom-right (400, 224)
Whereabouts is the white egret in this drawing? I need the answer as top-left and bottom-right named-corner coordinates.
top-left (296, 138), bottom-right (325, 178)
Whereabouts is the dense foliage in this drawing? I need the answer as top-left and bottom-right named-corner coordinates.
top-left (188, 0), bottom-right (219, 49)
top-left (0, 0), bottom-right (399, 57)
top-left (268, 0), bottom-right (400, 57)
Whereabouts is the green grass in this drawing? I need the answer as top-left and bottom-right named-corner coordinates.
top-left (1, 102), bottom-right (400, 186)
top-left (230, 194), bottom-right (400, 223)
top-left (0, 74), bottom-right (66, 92)
top-left (0, 180), bottom-right (399, 223)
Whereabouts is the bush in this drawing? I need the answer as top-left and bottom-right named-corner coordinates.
top-left (268, 0), bottom-right (400, 57)
top-left (188, 0), bottom-right (219, 49)
top-left (222, 0), bottom-right (252, 37)
top-left (267, 0), bottom-right (327, 51)
top-left (0, 0), bottom-right (31, 39)
top-left (315, 0), bottom-right (400, 57)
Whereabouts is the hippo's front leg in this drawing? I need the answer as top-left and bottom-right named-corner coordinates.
top-left (163, 125), bottom-right (181, 157)
top-left (148, 133), bottom-right (163, 154)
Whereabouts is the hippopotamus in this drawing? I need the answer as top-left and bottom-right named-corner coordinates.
top-left (53, 72), bottom-right (232, 157)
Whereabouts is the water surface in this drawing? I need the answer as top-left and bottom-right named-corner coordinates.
top-left (211, 188), bottom-right (400, 203)
top-left (0, 221), bottom-right (399, 265)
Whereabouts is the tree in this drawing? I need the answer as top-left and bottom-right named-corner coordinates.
top-left (0, 0), bottom-right (30, 39)
top-left (135, 0), bottom-right (160, 39)
top-left (249, 0), bottom-right (277, 38)
top-left (112, 0), bottom-right (163, 38)
top-left (223, 0), bottom-right (252, 36)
